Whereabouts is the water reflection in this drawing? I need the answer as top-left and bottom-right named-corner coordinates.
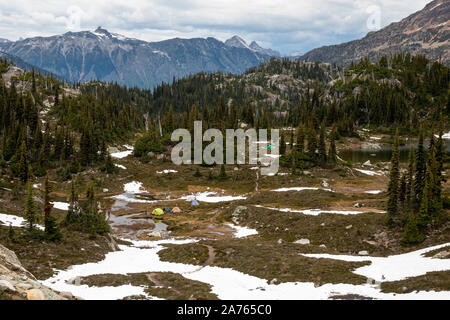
top-left (339, 139), bottom-right (450, 163)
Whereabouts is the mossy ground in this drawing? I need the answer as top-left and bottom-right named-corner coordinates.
top-left (0, 141), bottom-right (448, 299)
top-left (381, 271), bottom-right (450, 293)
top-left (79, 272), bottom-right (218, 300)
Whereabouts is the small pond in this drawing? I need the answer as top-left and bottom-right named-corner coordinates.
top-left (339, 139), bottom-right (450, 163)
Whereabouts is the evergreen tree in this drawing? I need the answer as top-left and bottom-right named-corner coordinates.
top-left (43, 175), bottom-right (52, 220)
top-left (65, 180), bottom-right (80, 224)
top-left (306, 127), bottom-right (317, 155)
top-left (405, 146), bottom-right (415, 211)
top-left (17, 141), bottom-right (29, 183)
top-left (414, 128), bottom-right (426, 205)
top-left (42, 175), bottom-right (62, 241)
top-left (25, 182), bottom-right (37, 230)
top-left (296, 124), bottom-right (305, 153)
top-left (386, 130), bottom-right (400, 226)
top-left (402, 211), bottom-right (425, 245)
top-left (328, 127), bottom-right (337, 166)
top-left (398, 173), bottom-right (407, 210)
top-left (219, 164), bottom-right (227, 179)
top-left (103, 154), bottom-right (118, 174)
top-left (280, 133), bottom-right (286, 155)
top-left (318, 125), bottom-right (327, 166)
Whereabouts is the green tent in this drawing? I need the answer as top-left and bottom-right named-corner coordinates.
top-left (152, 208), bottom-right (164, 216)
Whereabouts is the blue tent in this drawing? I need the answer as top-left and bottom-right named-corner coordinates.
top-left (190, 199), bottom-right (200, 206)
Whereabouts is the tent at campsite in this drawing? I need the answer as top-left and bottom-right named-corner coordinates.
top-left (172, 207), bottom-right (182, 213)
top-left (190, 199), bottom-right (199, 206)
top-left (152, 208), bottom-right (164, 216)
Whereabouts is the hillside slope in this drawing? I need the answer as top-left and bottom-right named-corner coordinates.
top-left (301, 0), bottom-right (449, 66)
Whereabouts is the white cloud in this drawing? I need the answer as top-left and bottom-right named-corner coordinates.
top-left (0, 0), bottom-right (433, 54)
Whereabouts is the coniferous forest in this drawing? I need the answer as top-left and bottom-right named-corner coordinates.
top-left (0, 50), bottom-right (449, 301)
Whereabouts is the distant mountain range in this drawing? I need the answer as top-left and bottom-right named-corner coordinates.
top-left (300, 0), bottom-right (449, 66)
top-left (0, 28), bottom-right (280, 88)
top-left (0, 0), bottom-right (447, 88)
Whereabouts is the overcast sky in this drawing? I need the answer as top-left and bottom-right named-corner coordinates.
top-left (0, 0), bottom-right (432, 54)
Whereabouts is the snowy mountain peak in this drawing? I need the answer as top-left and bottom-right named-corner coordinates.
top-left (225, 36), bottom-right (250, 49)
top-left (249, 41), bottom-right (263, 51)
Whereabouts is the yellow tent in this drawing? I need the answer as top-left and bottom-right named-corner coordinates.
top-left (152, 208), bottom-right (164, 216)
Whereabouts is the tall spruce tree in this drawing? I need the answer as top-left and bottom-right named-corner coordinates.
top-left (25, 182), bottom-right (37, 231)
top-left (386, 130), bottom-right (400, 226)
top-left (280, 133), bottom-right (286, 155)
top-left (405, 146), bottom-right (415, 212)
top-left (43, 174), bottom-right (62, 241)
top-left (328, 127), bottom-right (337, 166)
top-left (414, 128), bottom-right (426, 205)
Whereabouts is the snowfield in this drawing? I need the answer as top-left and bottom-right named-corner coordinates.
top-left (181, 192), bottom-right (246, 203)
top-left (226, 224), bottom-right (258, 238)
top-left (254, 205), bottom-right (385, 216)
top-left (271, 187), bottom-right (334, 192)
top-left (110, 145), bottom-right (134, 159)
top-left (41, 239), bottom-right (450, 300)
top-left (355, 169), bottom-right (383, 176)
top-left (51, 202), bottom-right (70, 211)
top-left (303, 243), bottom-right (450, 282)
top-left (0, 213), bottom-right (44, 230)
top-left (123, 181), bottom-right (146, 194)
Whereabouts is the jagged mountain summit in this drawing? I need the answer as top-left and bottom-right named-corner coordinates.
top-left (224, 36), bottom-right (281, 57)
top-left (0, 28), bottom-right (279, 88)
top-left (300, 0), bottom-right (449, 66)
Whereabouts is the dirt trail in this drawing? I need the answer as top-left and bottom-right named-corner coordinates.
top-left (144, 244), bottom-right (216, 299)
top-left (146, 273), bottom-right (194, 299)
top-left (203, 245), bottom-right (216, 267)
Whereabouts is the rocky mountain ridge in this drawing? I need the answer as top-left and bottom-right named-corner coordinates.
top-left (0, 28), bottom-right (279, 88)
top-left (300, 0), bottom-right (449, 66)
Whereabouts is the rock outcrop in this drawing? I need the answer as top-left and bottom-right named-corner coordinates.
top-left (0, 244), bottom-right (74, 300)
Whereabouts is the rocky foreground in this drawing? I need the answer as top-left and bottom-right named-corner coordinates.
top-left (0, 244), bottom-right (75, 300)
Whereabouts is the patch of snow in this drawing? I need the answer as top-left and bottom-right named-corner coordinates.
top-left (227, 224), bottom-right (258, 238)
top-left (156, 170), bottom-right (178, 174)
top-left (52, 202), bottom-right (70, 211)
top-left (110, 145), bottom-right (134, 159)
top-left (355, 169), bottom-right (382, 176)
top-left (114, 164), bottom-right (127, 170)
top-left (152, 50), bottom-right (170, 59)
top-left (303, 243), bottom-right (450, 282)
top-left (123, 181), bottom-right (146, 194)
top-left (41, 238), bottom-right (450, 300)
top-left (442, 131), bottom-right (450, 140)
top-left (430, 2), bottom-right (442, 11)
top-left (370, 137), bottom-right (381, 140)
top-left (254, 205), bottom-right (381, 216)
top-left (0, 213), bottom-right (44, 230)
top-left (181, 192), bottom-right (246, 203)
top-left (365, 190), bottom-right (383, 194)
top-left (271, 187), bottom-right (334, 192)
